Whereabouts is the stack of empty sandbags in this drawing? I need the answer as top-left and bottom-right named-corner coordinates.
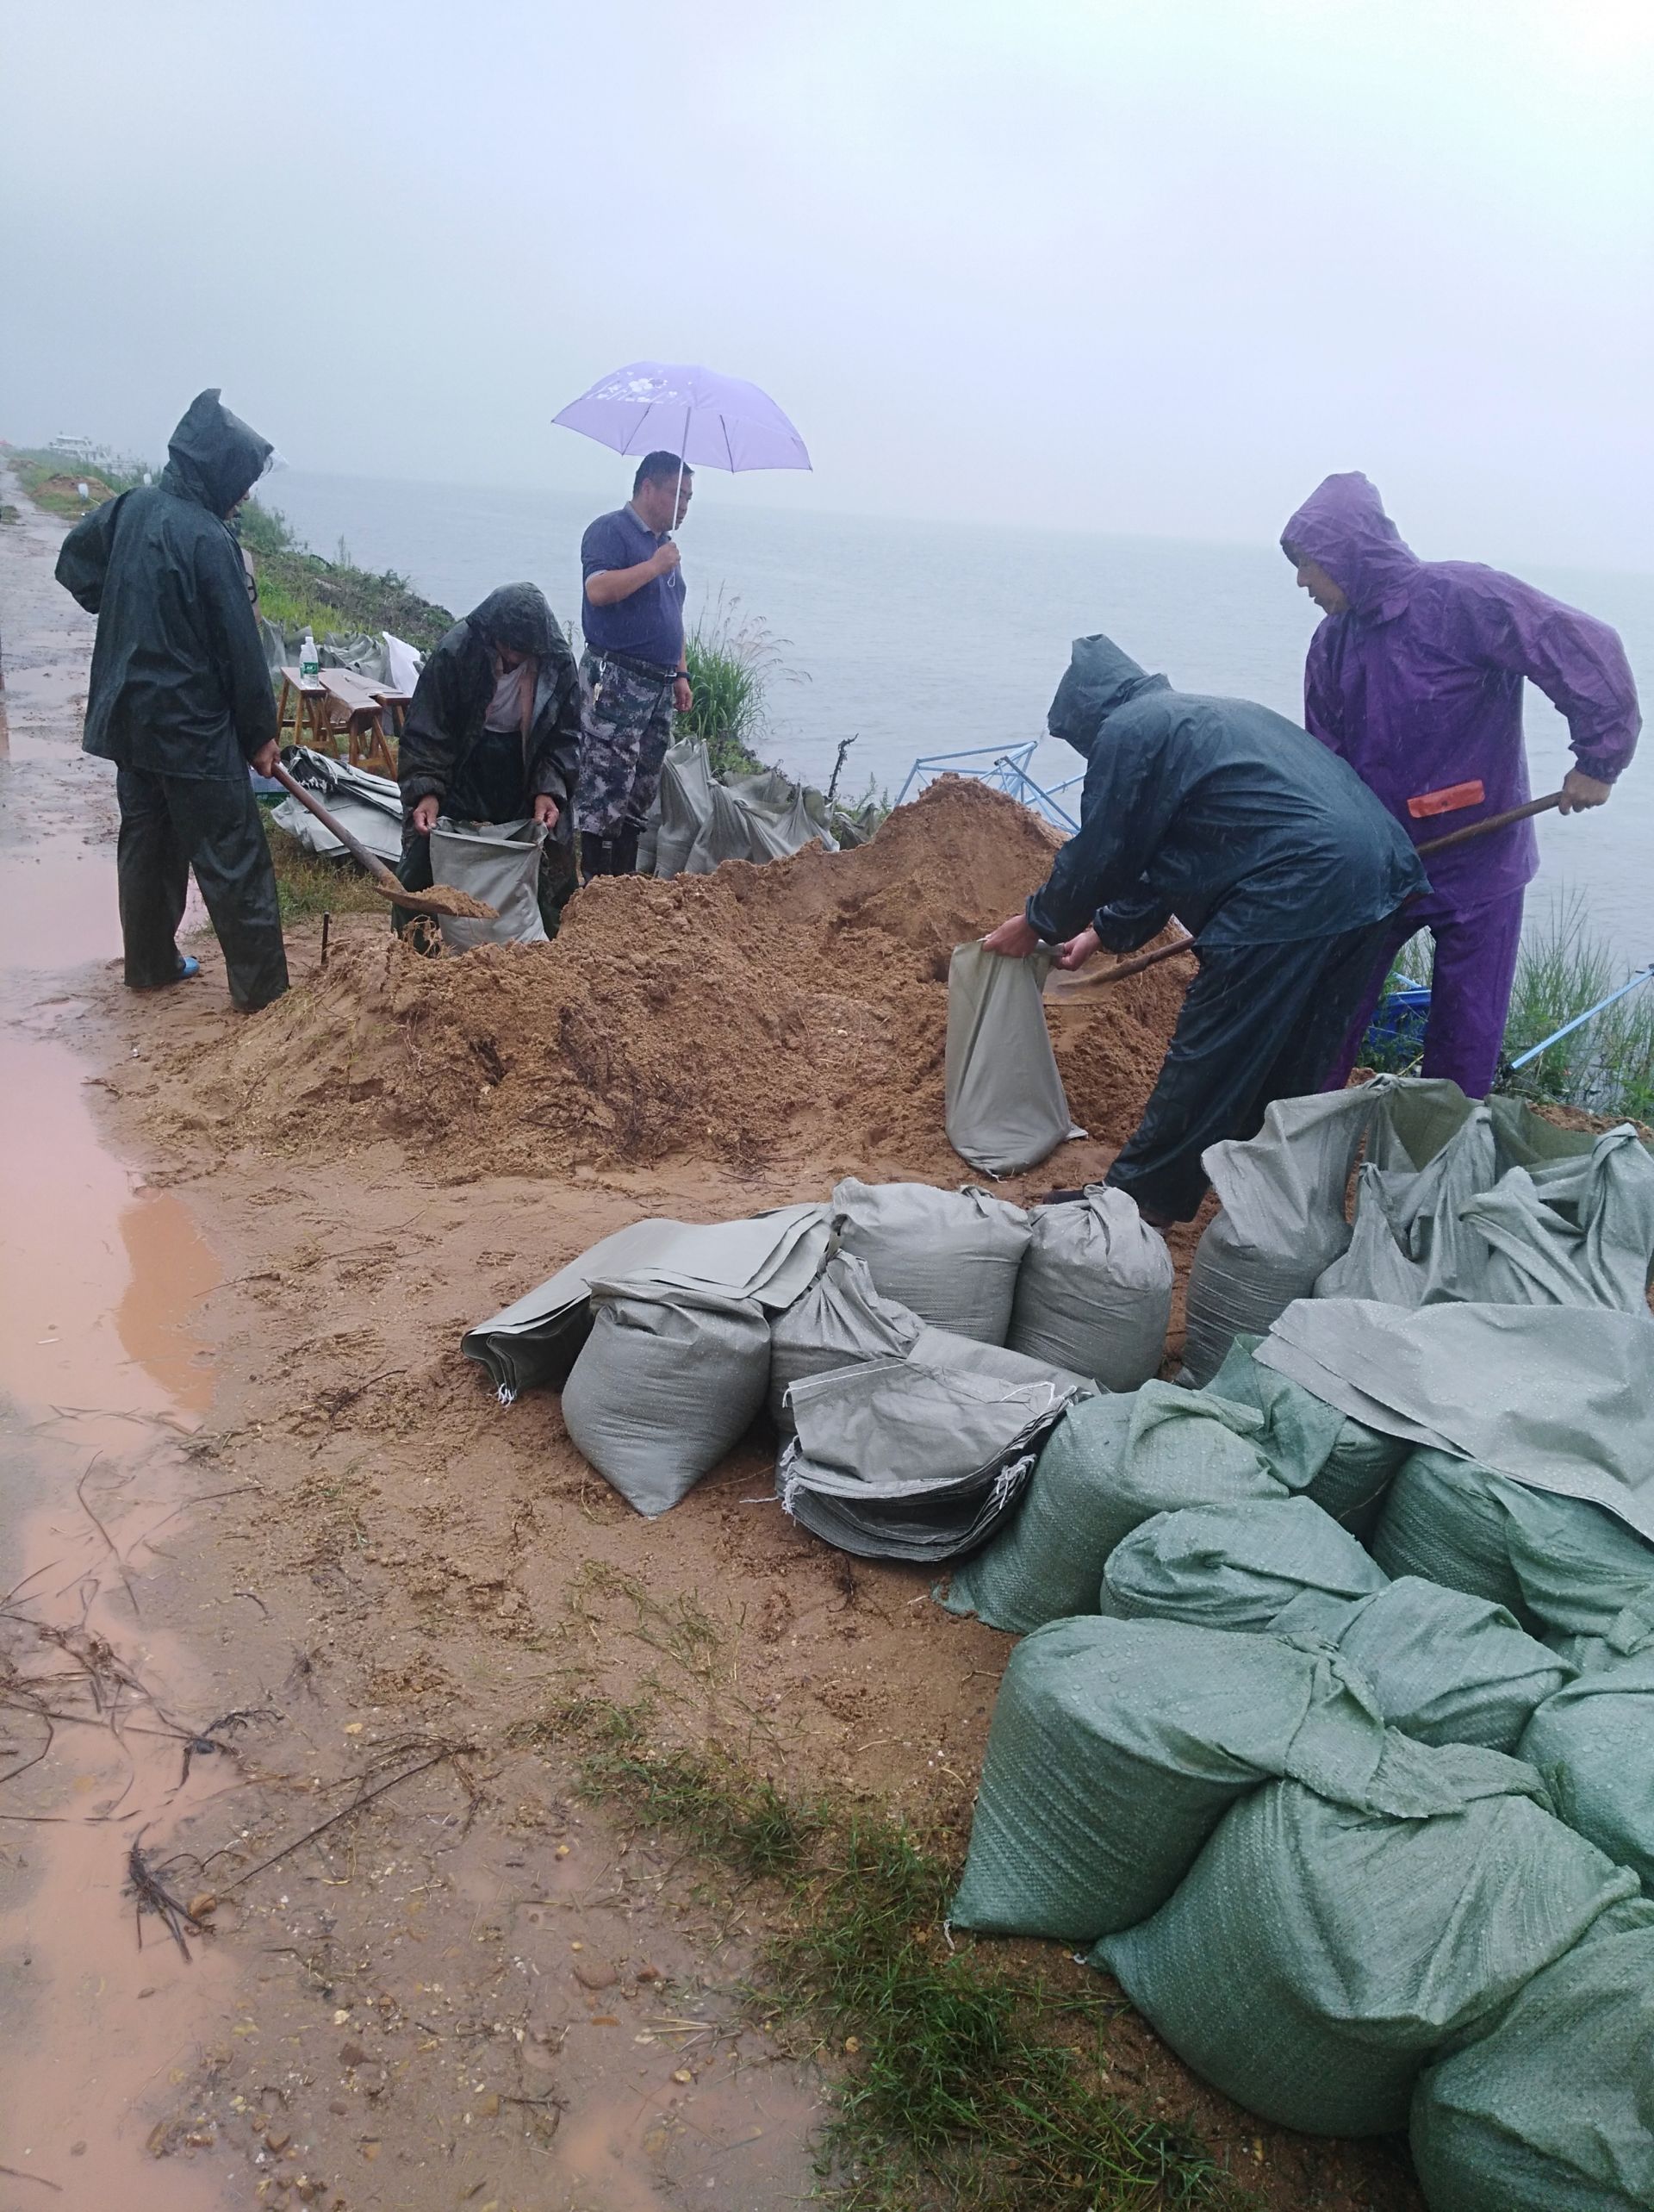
top-left (942, 1305), bottom-right (1654, 2209)
top-left (460, 1176), bottom-right (1174, 1545)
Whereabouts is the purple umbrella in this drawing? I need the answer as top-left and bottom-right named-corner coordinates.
top-left (552, 361), bottom-right (811, 496)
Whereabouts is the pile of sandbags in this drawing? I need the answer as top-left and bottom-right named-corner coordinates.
top-left (641, 737), bottom-right (843, 878)
top-left (461, 1175), bottom-right (1174, 1543)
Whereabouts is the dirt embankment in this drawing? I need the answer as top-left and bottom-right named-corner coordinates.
top-left (153, 778), bottom-right (1190, 1183)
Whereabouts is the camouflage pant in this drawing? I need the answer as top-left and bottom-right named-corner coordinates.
top-left (575, 649), bottom-right (676, 838)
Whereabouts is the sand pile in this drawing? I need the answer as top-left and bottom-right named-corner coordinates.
top-left (181, 780), bottom-right (1189, 1178)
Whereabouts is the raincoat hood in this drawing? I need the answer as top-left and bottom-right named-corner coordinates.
top-left (159, 389), bottom-right (273, 518)
top-left (1048, 633), bottom-right (1170, 755)
top-left (469, 583), bottom-right (562, 658)
top-left (1281, 472), bottom-right (1420, 620)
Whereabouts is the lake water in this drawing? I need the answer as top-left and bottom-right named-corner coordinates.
top-left (268, 469), bottom-right (1652, 969)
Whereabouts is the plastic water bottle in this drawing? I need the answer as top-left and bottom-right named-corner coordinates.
top-left (299, 628), bottom-right (320, 679)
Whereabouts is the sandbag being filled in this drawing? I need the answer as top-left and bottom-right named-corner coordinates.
top-left (830, 1179), bottom-right (1031, 1344)
top-left (1006, 1187), bottom-right (1172, 1390)
top-left (949, 1615), bottom-right (1396, 1944)
top-left (1096, 1740), bottom-right (1635, 2137)
top-left (428, 817), bottom-right (548, 948)
top-left (1409, 1896), bottom-right (1654, 2212)
top-left (943, 941), bottom-right (1084, 1177)
top-left (561, 1280), bottom-right (770, 1517)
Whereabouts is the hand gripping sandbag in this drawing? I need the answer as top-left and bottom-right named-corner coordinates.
top-left (428, 818), bottom-right (548, 948)
top-left (1180, 1078), bottom-right (1477, 1383)
top-left (1202, 1334), bottom-right (1405, 1530)
top-left (1095, 1738), bottom-right (1637, 2138)
top-left (1103, 1497), bottom-right (1570, 1754)
top-left (767, 1253), bottom-right (924, 1427)
top-left (942, 1382), bottom-right (1285, 1636)
top-left (561, 1280), bottom-right (770, 1517)
top-left (949, 1616), bottom-right (1397, 1945)
top-left (830, 1179), bottom-right (1031, 1344)
top-left (1520, 1654), bottom-right (1654, 1889)
top-left (943, 941), bottom-right (1084, 1177)
top-left (1409, 1896), bottom-right (1654, 2212)
top-left (1007, 1187), bottom-right (1172, 1390)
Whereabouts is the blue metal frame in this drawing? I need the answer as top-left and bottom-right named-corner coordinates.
top-left (896, 742), bottom-right (1079, 832)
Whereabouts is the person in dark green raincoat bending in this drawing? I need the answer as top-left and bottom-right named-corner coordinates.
top-left (984, 633), bottom-right (1425, 1225)
top-left (56, 389), bottom-right (289, 1012)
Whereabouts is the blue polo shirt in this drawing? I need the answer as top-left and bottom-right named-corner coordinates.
top-left (580, 504), bottom-right (685, 670)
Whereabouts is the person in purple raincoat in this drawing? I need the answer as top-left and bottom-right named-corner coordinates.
top-left (1281, 473), bottom-right (1640, 1096)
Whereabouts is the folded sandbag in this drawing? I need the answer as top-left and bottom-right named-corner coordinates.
top-left (1100, 1497), bottom-right (1570, 1751)
top-left (561, 1280), bottom-right (770, 1517)
top-left (1201, 1334), bottom-right (1406, 1530)
top-left (1370, 1447), bottom-right (1535, 1623)
top-left (950, 1616), bottom-right (1395, 1943)
top-left (777, 1341), bottom-right (1085, 1564)
top-left (830, 1179), bottom-right (1030, 1344)
top-left (1410, 1895), bottom-right (1654, 2212)
top-left (766, 1253), bottom-right (923, 1427)
top-left (1006, 1187), bottom-right (1172, 1390)
top-left (942, 1383), bottom-right (1284, 1635)
top-left (1096, 1738), bottom-right (1636, 2137)
top-left (1520, 1654), bottom-right (1654, 1888)
top-left (943, 940), bottom-right (1084, 1176)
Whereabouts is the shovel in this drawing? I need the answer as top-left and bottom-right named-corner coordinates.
top-left (269, 760), bottom-right (499, 923)
top-left (1079, 790), bottom-right (1568, 986)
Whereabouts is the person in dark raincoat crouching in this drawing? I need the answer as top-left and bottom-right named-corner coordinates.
top-left (984, 633), bottom-right (1427, 1225)
top-left (56, 389), bottom-right (289, 1012)
top-left (395, 584), bottom-right (582, 938)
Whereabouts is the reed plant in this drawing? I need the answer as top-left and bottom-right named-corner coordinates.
top-left (681, 590), bottom-right (804, 777)
top-left (1501, 898), bottom-right (1654, 1121)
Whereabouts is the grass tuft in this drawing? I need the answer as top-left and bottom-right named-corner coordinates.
top-left (262, 813), bottom-right (390, 921)
top-left (681, 590), bottom-right (803, 778)
top-left (545, 1696), bottom-right (1251, 2212)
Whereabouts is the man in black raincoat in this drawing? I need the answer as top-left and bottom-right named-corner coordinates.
top-left (56, 389), bottom-right (289, 1012)
top-left (395, 584), bottom-right (582, 937)
top-left (985, 634), bottom-right (1426, 1223)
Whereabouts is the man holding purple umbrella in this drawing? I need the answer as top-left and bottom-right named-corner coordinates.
top-left (1282, 473), bottom-right (1640, 1096)
top-left (575, 452), bottom-right (694, 881)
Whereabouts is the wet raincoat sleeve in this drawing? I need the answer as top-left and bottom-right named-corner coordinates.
top-left (1093, 890), bottom-right (1174, 955)
top-left (396, 628), bottom-right (472, 808)
top-left (1443, 570), bottom-right (1640, 782)
top-left (55, 495), bottom-right (127, 614)
top-left (1025, 713), bottom-right (1184, 944)
top-left (198, 528), bottom-right (277, 760)
top-left (525, 638), bottom-right (582, 807)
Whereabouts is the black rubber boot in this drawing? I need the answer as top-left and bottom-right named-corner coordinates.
top-left (580, 832), bottom-right (612, 883)
top-left (612, 824), bottom-right (641, 877)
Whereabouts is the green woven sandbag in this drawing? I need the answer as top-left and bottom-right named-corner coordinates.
top-left (943, 1383), bottom-right (1284, 1635)
top-left (1492, 1478), bottom-right (1654, 1659)
top-left (1410, 1897), bottom-right (1654, 2212)
top-left (1370, 1448), bottom-right (1535, 1624)
top-left (1284, 1577), bottom-right (1573, 1755)
top-left (1094, 1738), bottom-right (1636, 2137)
top-left (949, 1615), bottom-right (1395, 1944)
top-left (1098, 1497), bottom-right (1387, 1630)
top-left (1203, 1335), bottom-right (1406, 1531)
top-left (1520, 1654), bottom-right (1654, 1888)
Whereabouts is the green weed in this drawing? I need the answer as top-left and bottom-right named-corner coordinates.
top-left (263, 814), bottom-right (389, 921)
top-left (545, 1696), bottom-right (1251, 2212)
top-left (1502, 897), bottom-right (1654, 1121)
top-left (681, 591), bottom-right (803, 778)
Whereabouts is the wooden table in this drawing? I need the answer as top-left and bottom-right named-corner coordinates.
top-left (276, 666), bottom-right (330, 751)
top-left (278, 665), bottom-right (407, 775)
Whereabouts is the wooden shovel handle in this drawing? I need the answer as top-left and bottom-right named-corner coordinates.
top-left (1082, 789), bottom-right (1570, 988)
top-left (269, 759), bottom-right (407, 897)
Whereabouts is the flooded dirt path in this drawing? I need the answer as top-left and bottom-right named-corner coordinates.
top-left (0, 469), bottom-right (828, 2212)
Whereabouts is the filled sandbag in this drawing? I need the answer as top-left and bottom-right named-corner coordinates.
top-left (1201, 1334), bottom-right (1406, 1530)
top-left (943, 941), bottom-right (1084, 1177)
top-left (830, 1179), bottom-right (1031, 1344)
top-left (1520, 1654), bottom-right (1654, 1888)
top-left (1096, 1741), bottom-right (1636, 2137)
top-left (561, 1280), bottom-right (770, 1517)
top-left (1492, 1477), bottom-right (1654, 1661)
top-left (766, 1254), bottom-right (924, 1426)
top-left (428, 817), bottom-right (548, 948)
top-left (1409, 1896), bottom-right (1654, 2212)
top-left (1007, 1187), bottom-right (1173, 1390)
top-left (1370, 1448), bottom-right (1534, 1623)
top-left (1098, 1497), bottom-right (1388, 1629)
top-left (777, 1343), bottom-right (1084, 1564)
top-left (949, 1616), bottom-right (1396, 1943)
top-left (942, 1384), bottom-right (1285, 1635)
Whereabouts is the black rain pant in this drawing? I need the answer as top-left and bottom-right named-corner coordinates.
top-left (1104, 918), bottom-right (1394, 1224)
top-left (115, 766), bottom-right (289, 1012)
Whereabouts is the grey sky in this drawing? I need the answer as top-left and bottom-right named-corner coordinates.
top-left (3, 0), bottom-right (1651, 570)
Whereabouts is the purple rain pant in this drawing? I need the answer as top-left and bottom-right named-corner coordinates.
top-left (1327, 888), bottom-right (1526, 1099)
